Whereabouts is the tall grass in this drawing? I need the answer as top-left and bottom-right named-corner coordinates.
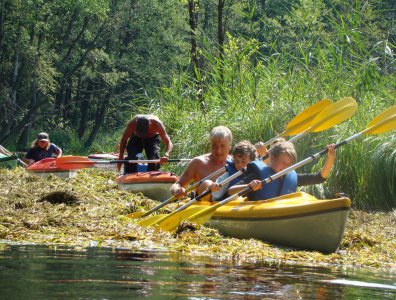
top-left (153, 24), bottom-right (395, 209)
top-left (85, 1), bottom-right (395, 209)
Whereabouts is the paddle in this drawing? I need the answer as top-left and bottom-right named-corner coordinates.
top-left (263, 99), bottom-right (332, 147)
top-left (0, 145), bottom-right (27, 167)
top-left (157, 105), bottom-right (396, 232)
top-left (126, 166), bottom-right (227, 219)
top-left (130, 100), bottom-right (332, 220)
top-left (136, 99), bottom-right (347, 226)
top-left (259, 97), bottom-right (358, 162)
top-left (56, 156), bottom-right (192, 170)
top-left (137, 167), bottom-right (248, 227)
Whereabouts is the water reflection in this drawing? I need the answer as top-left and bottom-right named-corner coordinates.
top-left (0, 242), bottom-right (394, 299)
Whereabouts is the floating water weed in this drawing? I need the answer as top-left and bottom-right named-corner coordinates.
top-left (0, 167), bottom-right (395, 270)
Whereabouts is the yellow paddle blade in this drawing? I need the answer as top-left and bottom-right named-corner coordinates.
top-left (137, 214), bottom-right (169, 227)
top-left (126, 211), bottom-right (146, 219)
top-left (284, 99), bottom-right (332, 135)
top-left (157, 206), bottom-right (209, 232)
top-left (309, 97), bottom-right (358, 132)
top-left (184, 207), bottom-right (217, 225)
top-left (364, 105), bottom-right (396, 134)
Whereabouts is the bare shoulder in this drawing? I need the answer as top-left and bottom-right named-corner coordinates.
top-left (183, 154), bottom-right (210, 172)
top-left (177, 154), bottom-right (210, 185)
top-left (193, 153), bottom-right (210, 164)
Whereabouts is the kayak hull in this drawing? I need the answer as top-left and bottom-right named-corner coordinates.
top-left (27, 158), bottom-right (77, 179)
top-left (197, 192), bottom-right (351, 253)
top-left (32, 170), bottom-right (77, 179)
top-left (116, 172), bottom-right (179, 201)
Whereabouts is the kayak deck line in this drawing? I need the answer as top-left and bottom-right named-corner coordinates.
top-left (210, 206), bottom-right (351, 222)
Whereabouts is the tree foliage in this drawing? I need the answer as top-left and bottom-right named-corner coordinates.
top-left (0, 0), bottom-right (188, 149)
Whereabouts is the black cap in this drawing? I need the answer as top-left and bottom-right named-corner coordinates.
top-left (37, 132), bottom-right (49, 142)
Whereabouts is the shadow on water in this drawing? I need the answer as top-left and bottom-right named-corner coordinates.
top-left (0, 242), bottom-right (395, 299)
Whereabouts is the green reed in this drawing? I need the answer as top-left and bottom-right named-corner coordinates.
top-left (155, 32), bottom-right (394, 209)
top-left (84, 1), bottom-right (395, 209)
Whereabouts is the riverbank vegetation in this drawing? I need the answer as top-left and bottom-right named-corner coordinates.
top-left (0, 1), bottom-right (395, 208)
top-left (0, 167), bottom-right (395, 270)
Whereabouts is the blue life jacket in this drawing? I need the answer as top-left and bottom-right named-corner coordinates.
top-left (246, 160), bottom-right (297, 201)
top-left (225, 161), bottom-right (241, 187)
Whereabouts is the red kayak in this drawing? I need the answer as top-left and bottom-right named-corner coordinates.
top-left (116, 171), bottom-right (179, 201)
top-left (27, 158), bottom-right (77, 178)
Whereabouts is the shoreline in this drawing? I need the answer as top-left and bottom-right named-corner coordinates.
top-left (0, 167), bottom-right (395, 270)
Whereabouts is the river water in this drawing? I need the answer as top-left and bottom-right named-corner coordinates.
top-left (0, 242), bottom-right (395, 299)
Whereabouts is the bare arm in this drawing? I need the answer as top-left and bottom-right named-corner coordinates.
top-left (170, 159), bottom-right (199, 198)
top-left (227, 184), bottom-right (249, 195)
top-left (117, 118), bottom-right (136, 171)
top-left (228, 180), bottom-right (262, 196)
top-left (56, 148), bottom-right (63, 158)
top-left (254, 142), bottom-right (268, 157)
top-left (155, 120), bottom-right (173, 158)
top-left (320, 144), bottom-right (336, 179)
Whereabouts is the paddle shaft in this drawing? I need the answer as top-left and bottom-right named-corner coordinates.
top-left (147, 167), bottom-right (248, 227)
top-left (186, 139), bottom-right (348, 221)
top-left (262, 116), bottom-right (319, 147)
top-left (262, 126), bottom-right (307, 147)
top-left (138, 166), bottom-right (226, 218)
top-left (171, 167), bottom-right (247, 213)
top-left (226, 131), bottom-right (367, 204)
top-left (92, 158), bottom-right (192, 164)
top-left (137, 106), bottom-right (325, 219)
top-left (162, 105), bottom-right (396, 226)
top-left (259, 130), bottom-right (306, 162)
top-left (286, 126), bottom-right (388, 176)
top-left (0, 145), bottom-right (27, 167)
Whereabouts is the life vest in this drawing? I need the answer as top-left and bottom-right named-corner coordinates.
top-left (245, 160), bottom-right (297, 201)
top-left (225, 161), bottom-right (242, 187)
top-left (212, 160), bottom-right (246, 201)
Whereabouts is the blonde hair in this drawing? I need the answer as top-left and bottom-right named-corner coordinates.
top-left (210, 126), bottom-right (232, 143)
top-left (269, 141), bottom-right (297, 164)
top-left (271, 137), bottom-right (286, 147)
top-left (232, 140), bottom-right (257, 161)
top-left (32, 133), bottom-right (51, 150)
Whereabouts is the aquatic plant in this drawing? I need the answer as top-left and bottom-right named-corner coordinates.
top-left (0, 167), bottom-right (395, 269)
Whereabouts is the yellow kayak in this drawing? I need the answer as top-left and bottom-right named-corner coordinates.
top-left (192, 192), bottom-right (351, 253)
